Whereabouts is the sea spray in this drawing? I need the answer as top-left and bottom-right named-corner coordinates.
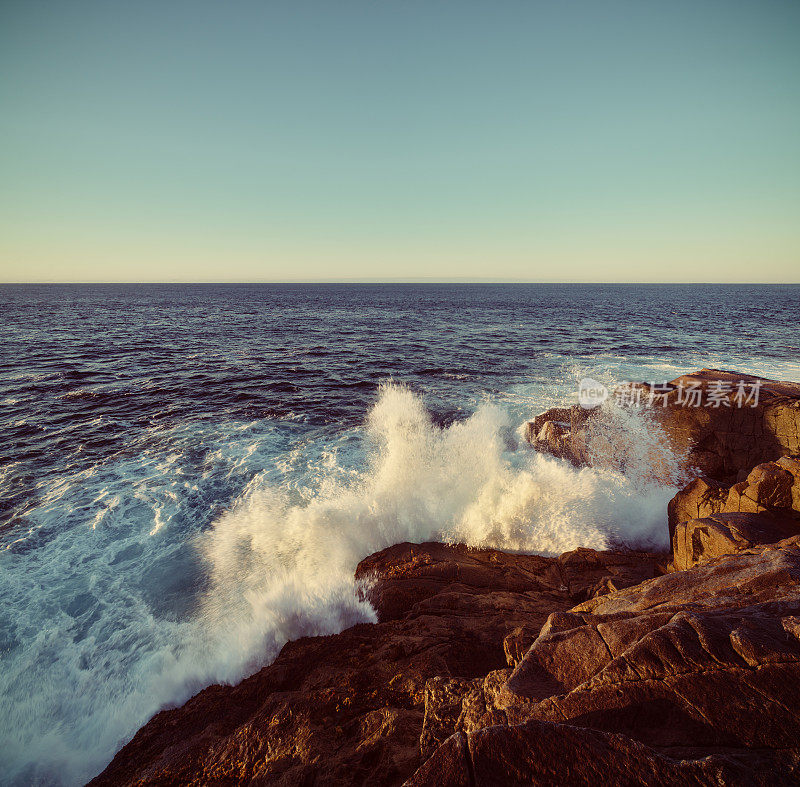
top-left (1, 384), bottom-right (677, 786)
top-left (198, 384), bottom-right (676, 687)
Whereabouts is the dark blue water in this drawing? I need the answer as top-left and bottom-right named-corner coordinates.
top-left (1, 283), bottom-right (799, 785)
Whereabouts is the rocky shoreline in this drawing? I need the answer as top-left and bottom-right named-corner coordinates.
top-left (91, 370), bottom-right (800, 786)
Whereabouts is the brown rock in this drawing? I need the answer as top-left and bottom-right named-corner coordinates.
top-left (574, 537), bottom-right (800, 616)
top-left (637, 370), bottom-right (800, 482)
top-left (405, 720), bottom-right (797, 786)
top-left (404, 732), bottom-right (473, 787)
top-left (93, 535), bottom-right (800, 785)
top-left (91, 543), bottom-right (660, 786)
top-left (672, 512), bottom-right (799, 570)
top-left (524, 405), bottom-right (596, 467)
top-left (464, 540), bottom-right (800, 783)
top-left (90, 537), bottom-right (800, 786)
top-left (409, 539), bottom-right (800, 785)
top-left (354, 542), bottom-right (553, 623)
top-left (739, 461), bottom-right (795, 510)
top-left (419, 677), bottom-right (481, 759)
top-left (667, 456), bottom-right (800, 566)
top-left (527, 369), bottom-right (800, 484)
top-left (557, 546), bottom-right (661, 603)
top-left (502, 625), bottom-right (540, 667)
top-left (524, 406), bottom-right (594, 446)
top-left (778, 455), bottom-right (800, 510)
top-left (666, 476), bottom-right (728, 541)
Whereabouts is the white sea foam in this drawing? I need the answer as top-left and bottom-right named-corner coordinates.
top-left (196, 383), bottom-right (676, 685)
top-left (0, 384), bottom-right (678, 786)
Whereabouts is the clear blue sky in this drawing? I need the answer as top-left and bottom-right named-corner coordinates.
top-left (1, 0), bottom-right (799, 282)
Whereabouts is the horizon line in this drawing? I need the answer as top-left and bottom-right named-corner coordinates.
top-left (1, 280), bottom-right (799, 286)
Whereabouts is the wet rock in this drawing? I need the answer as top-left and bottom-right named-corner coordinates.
top-left (91, 538), bottom-right (800, 786)
top-left (354, 542), bottom-right (555, 623)
top-left (527, 369), bottom-right (800, 484)
top-left (639, 370), bottom-right (800, 482)
top-left (524, 406), bottom-right (596, 466)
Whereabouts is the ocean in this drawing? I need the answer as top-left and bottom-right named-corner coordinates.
top-left (1, 283), bottom-right (799, 785)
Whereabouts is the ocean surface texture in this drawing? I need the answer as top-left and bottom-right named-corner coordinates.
top-left (1, 283), bottom-right (799, 785)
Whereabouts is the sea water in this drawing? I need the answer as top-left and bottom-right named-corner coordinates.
top-left (1, 283), bottom-right (799, 785)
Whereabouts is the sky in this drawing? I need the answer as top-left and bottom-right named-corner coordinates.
top-left (1, 0), bottom-right (799, 283)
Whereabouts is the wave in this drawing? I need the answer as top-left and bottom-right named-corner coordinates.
top-left (0, 384), bottom-right (678, 786)
top-left (198, 383), bottom-right (676, 681)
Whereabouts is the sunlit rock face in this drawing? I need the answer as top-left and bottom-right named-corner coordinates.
top-left (416, 538), bottom-right (800, 786)
top-left (668, 454), bottom-right (800, 568)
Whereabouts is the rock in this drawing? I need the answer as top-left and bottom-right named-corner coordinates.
top-left (405, 720), bottom-right (795, 787)
top-left (638, 370), bottom-right (800, 482)
top-left (477, 538), bottom-right (800, 784)
top-left (419, 677), bottom-right (481, 760)
top-left (354, 542), bottom-right (554, 623)
top-left (502, 625), bottom-right (540, 667)
top-left (666, 476), bottom-right (728, 541)
top-left (533, 419), bottom-right (570, 459)
top-left (735, 460), bottom-right (795, 510)
top-left (527, 369), bottom-right (800, 484)
top-left (782, 455), bottom-right (800, 510)
top-left (404, 732), bottom-right (473, 787)
top-left (556, 546), bottom-right (659, 603)
top-left (523, 406), bottom-right (594, 446)
top-left (92, 538), bottom-right (800, 786)
top-left (410, 537), bottom-right (800, 783)
top-left (667, 456), bottom-right (800, 565)
top-left (672, 512), bottom-right (799, 570)
top-left (91, 543), bottom-right (660, 786)
top-left (573, 536), bottom-right (800, 616)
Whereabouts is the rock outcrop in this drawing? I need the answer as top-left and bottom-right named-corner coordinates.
top-left (667, 455), bottom-right (800, 568)
top-left (406, 718), bottom-right (784, 787)
top-left (672, 511), bottom-right (798, 570)
top-left (412, 537), bottom-right (800, 785)
top-left (527, 369), bottom-right (800, 484)
top-left (91, 544), bottom-right (660, 786)
top-left (668, 456), bottom-right (800, 534)
top-left (524, 406), bottom-right (596, 466)
top-left (92, 537), bottom-right (800, 786)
